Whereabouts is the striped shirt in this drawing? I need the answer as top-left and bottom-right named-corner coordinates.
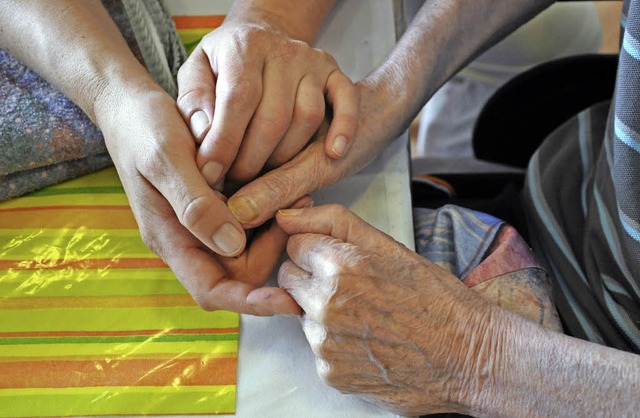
top-left (523, 0), bottom-right (640, 352)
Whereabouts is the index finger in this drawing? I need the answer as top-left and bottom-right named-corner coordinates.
top-left (276, 204), bottom-right (411, 259)
top-left (196, 48), bottom-right (264, 185)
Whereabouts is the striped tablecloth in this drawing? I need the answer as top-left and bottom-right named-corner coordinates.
top-left (0, 167), bottom-right (238, 416)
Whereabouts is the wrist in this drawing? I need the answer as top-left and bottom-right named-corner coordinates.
top-left (462, 305), bottom-right (537, 418)
top-left (93, 72), bottom-right (169, 147)
top-left (224, 1), bottom-right (335, 44)
top-left (355, 77), bottom-right (414, 147)
top-left (446, 302), bottom-right (511, 417)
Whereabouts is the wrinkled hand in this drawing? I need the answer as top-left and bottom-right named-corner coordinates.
top-left (95, 85), bottom-right (302, 315)
top-left (176, 22), bottom-right (359, 187)
top-left (275, 204), bottom-right (497, 416)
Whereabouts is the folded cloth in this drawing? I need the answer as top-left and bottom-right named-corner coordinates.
top-left (414, 205), bottom-right (562, 331)
top-left (0, 0), bottom-right (185, 200)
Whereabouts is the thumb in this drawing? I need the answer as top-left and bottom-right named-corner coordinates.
top-left (323, 70), bottom-right (359, 159)
top-left (227, 141), bottom-right (341, 228)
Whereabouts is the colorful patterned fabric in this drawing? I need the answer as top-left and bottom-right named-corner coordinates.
top-left (172, 15), bottom-right (226, 55)
top-left (523, 0), bottom-right (640, 352)
top-left (414, 205), bottom-right (561, 331)
top-left (0, 168), bottom-right (238, 416)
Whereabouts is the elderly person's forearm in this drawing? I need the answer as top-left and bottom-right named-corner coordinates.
top-left (472, 307), bottom-right (640, 417)
top-left (364, 0), bottom-right (554, 149)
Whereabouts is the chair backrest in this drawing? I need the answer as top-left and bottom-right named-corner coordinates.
top-left (472, 53), bottom-right (619, 167)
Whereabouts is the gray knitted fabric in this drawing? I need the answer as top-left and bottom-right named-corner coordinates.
top-left (122, 0), bottom-right (186, 98)
top-left (0, 0), bottom-right (187, 200)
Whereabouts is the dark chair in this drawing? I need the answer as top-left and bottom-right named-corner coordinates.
top-left (412, 53), bottom-right (619, 240)
top-left (473, 53), bottom-right (618, 168)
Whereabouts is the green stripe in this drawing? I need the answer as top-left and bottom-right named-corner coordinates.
top-left (0, 385), bottom-right (236, 416)
top-left (28, 186), bottom-right (125, 197)
top-left (0, 333), bottom-right (238, 345)
top-left (0, 307), bottom-right (239, 332)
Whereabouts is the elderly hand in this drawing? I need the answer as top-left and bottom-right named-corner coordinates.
top-left (176, 22), bottom-right (359, 187)
top-left (95, 82), bottom-right (302, 315)
top-left (275, 204), bottom-right (499, 416)
top-left (225, 79), bottom-right (397, 227)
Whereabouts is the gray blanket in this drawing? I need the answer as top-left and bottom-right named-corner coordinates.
top-left (0, 0), bottom-right (185, 200)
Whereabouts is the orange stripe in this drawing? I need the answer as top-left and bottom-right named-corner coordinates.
top-left (0, 257), bottom-right (166, 270)
top-left (0, 328), bottom-right (238, 338)
top-left (0, 205), bottom-right (129, 213)
top-left (0, 295), bottom-right (196, 310)
top-left (1, 352), bottom-right (237, 363)
top-left (172, 15), bottom-right (226, 29)
top-left (0, 208), bottom-right (137, 229)
top-left (0, 357), bottom-right (236, 388)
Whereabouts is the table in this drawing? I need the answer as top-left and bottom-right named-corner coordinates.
top-left (162, 1), bottom-right (415, 416)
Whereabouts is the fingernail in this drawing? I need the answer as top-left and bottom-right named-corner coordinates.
top-left (190, 110), bottom-right (209, 141)
top-left (228, 195), bottom-right (259, 224)
top-left (202, 161), bottom-right (223, 185)
top-left (212, 222), bottom-right (244, 256)
top-left (332, 135), bottom-right (347, 157)
top-left (278, 208), bottom-right (304, 216)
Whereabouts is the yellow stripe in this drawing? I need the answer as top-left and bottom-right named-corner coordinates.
top-left (0, 168), bottom-right (123, 211)
top-left (177, 28), bottom-right (214, 37)
top-left (0, 385), bottom-right (236, 416)
top-left (0, 266), bottom-right (175, 282)
top-left (47, 167), bottom-right (121, 189)
top-left (0, 232), bottom-right (153, 260)
top-left (0, 228), bottom-right (142, 239)
top-left (0, 307), bottom-right (239, 332)
top-left (0, 341), bottom-right (237, 360)
top-left (0, 269), bottom-right (183, 298)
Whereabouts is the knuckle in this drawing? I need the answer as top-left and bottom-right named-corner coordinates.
top-left (137, 144), bottom-right (169, 181)
top-left (262, 172), bottom-right (294, 202)
top-left (179, 194), bottom-right (211, 232)
top-left (316, 358), bottom-right (339, 387)
top-left (313, 48), bottom-right (337, 66)
top-left (225, 79), bottom-right (260, 109)
top-left (314, 337), bottom-right (331, 359)
top-left (207, 134), bottom-right (240, 163)
top-left (271, 38), bottom-right (303, 61)
top-left (326, 203), bottom-right (350, 219)
top-left (296, 100), bottom-right (325, 129)
top-left (233, 25), bottom-right (266, 45)
top-left (195, 296), bottom-right (219, 312)
top-left (175, 88), bottom-right (204, 116)
top-left (253, 109), bottom-right (291, 138)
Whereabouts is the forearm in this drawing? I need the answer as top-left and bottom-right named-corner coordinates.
top-left (362, 0), bottom-right (553, 145)
top-left (471, 307), bottom-right (640, 417)
top-left (0, 0), bottom-right (157, 122)
top-left (225, 0), bottom-right (336, 44)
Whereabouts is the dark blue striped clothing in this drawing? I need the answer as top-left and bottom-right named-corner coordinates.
top-left (523, 0), bottom-right (640, 352)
